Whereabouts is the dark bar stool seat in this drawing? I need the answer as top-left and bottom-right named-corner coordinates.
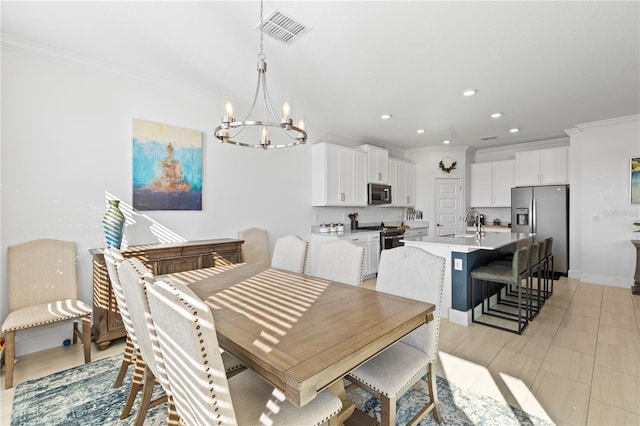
top-left (470, 246), bottom-right (530, 334)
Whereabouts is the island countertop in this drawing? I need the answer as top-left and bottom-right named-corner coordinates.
top-left (401, 231), bottom-right (534, 253)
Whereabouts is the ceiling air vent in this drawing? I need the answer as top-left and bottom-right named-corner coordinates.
top-left (481, 136), bottom-right (498, 141)
top-left (256, 8), bottom-right (312, 45)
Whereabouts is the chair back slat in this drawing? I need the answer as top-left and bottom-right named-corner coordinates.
top-left (315, 239), bottom-right (365, 286)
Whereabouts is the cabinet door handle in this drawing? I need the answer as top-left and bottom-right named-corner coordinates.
top-left (378, 172), bottom-right (382, 181)
top-left (340, 192), bottom-right (345, 201)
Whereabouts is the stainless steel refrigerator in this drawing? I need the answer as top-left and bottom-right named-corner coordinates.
top-left (511, 185), bottom-right (569, 275)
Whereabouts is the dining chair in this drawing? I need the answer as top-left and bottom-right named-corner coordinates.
top-left (146, 277), bottom-right (342, 426)
top-left (347, 246), bottom-right (446, 426)
top-left (117, 258), bottom-right (173, 426)
top-left (103, 248), bottom-right (137, 391)
top-left (238, 227), bottom-right (271, 266)
top-left (271, 234), bottom-right (309, 273)
top-left (315, 239), bottom-right (365, 286)
top-left (1, 239), bottom-right (92, 389)
top-left (115, 257), bottom-right (246, 425)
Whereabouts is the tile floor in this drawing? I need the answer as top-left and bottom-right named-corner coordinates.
top-left (1, 277), bottom-right (639, 425)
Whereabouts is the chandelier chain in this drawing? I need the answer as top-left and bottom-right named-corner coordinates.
top-left (259, 0), bottom-right (265, 60)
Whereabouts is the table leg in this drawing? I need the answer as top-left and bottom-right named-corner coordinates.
top-left (328, 379), bottom-right (356, 424)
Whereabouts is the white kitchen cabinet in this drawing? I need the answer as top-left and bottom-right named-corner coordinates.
top-left (388, 158), bottom-right (416, 207)
top-left (470, 160), bottom-right (513, 207)
top-left (309, 231), bottom-right (379, 279)
top-left (514, 146), bottom-right (568, 186)
top-left (312, 143), bottom-right (367, 206)
top-left (358, 144), bottom-right (389, 183)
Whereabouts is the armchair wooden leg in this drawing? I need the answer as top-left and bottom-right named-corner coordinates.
top-left (82, 316), bottom-right (91, 363)
top-left (114, 334), bottom-right (135, 388)
top-left (4, 331), bottom-right (15, 389)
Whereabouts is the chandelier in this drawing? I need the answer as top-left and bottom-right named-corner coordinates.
top-left (214, 0), bottom-right (307, 149)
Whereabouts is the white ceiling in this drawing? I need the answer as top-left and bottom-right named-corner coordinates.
top-left (2, 1), bottom-right (639, 151)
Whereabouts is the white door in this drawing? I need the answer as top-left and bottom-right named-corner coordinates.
top-left (435, 178), bottom-right (462, 236)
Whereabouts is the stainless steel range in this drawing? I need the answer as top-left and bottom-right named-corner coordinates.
top-left (357, 223), bottom-right (407, 251)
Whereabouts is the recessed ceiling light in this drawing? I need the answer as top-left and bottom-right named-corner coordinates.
top-left (380, 114), bottom-right (392, 120)
top-left (509, 128), bottom-right (520, 133)
top-left (462, 89), bottom-right (477, 97)
top-left (491, 112), bottom-right (503, 118)
top-left (417, 129), bottom-right (425, 134)
top-left (443, 140), bottom-right (451, 144)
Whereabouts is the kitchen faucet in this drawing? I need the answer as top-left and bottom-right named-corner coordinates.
top-left (463, 209), bottom-right (484, 238)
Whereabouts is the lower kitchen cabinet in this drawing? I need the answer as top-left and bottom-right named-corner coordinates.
top-left (90, 238), bottom-right (243, 349)
top-left (309, 231), bottom-right (380, 279)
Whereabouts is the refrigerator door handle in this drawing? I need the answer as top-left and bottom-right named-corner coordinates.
top-left (531, 197), bottom-right (536, 233)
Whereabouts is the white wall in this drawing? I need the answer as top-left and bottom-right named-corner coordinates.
top-left (567, 116), bottom-right (640, 287)
top-left (0, 47), bottom-right (401, 355)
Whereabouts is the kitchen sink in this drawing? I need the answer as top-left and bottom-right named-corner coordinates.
top-left (441, 233), bottom-right (478, 238)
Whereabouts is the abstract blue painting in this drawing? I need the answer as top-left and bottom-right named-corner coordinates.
top-left (132, 120), bottom-right (203, 210)
top-left (632, 157), bottom-right (640, 205)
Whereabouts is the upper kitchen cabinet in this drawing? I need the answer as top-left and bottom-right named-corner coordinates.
top-left (358, 144), bottom-right (389, 183)
top-left (389, 158), bottom-right (416, 207)
top-left (514, 146), bottom-right (568, 186)
top-left (312, 143), bottom-right (367, 206)
top-left (470, 160), bottom-right (514, 207)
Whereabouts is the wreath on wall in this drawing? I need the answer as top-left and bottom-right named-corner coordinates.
top-left (439, 157), bottom-right (457, 173)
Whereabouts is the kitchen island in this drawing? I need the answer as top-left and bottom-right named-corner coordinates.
top-left (402, 232), bottom-right (534, 325)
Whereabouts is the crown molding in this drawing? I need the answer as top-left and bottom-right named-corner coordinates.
top-left (575, 114), bottom-right (640, 130)
top-left (1, 33), bottom-right (214, 102)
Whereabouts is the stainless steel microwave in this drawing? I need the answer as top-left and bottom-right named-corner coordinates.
top-left (368, 183), bottom-right (392, 205)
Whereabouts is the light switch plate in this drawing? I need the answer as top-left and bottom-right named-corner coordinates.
top-left (454, 258), bottom-right (463, 270)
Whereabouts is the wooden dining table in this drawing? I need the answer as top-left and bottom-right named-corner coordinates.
top-left (161, 263), bottom-right (436, 423)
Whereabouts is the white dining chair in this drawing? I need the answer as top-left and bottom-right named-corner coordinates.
top-left (146, 277), bottom-right (342, 426)
top-left (271, 234), bottom-right (309, 273)
top-left (347, 246), bottom-right (446, 426)
top-left (103, 248), bottom-right (141, 416)
top-left (1, 239), bottom-right (92, 389)
top-left (315, 239), bottom-right (365, 286)
top-left (238, 227), bottom-right (271, 266)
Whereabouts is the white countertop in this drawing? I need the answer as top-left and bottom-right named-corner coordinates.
top-left (402, 231), bottom-right (533, 253)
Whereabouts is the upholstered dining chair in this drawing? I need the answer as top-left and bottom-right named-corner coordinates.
top-left (1, 239), bottom-right (92, 389)
top-left (146, 277), bottom-right (342, 426)
top-left (117, 258), bottom-right (174, 426)
top-left (238, 227), bottom-right (271, 266)
top-left (115, 257), bottom-right (246, 425)
top-left (347, 246), bottom-right (446, 426)
top-left (103, 248), bottom-right (137, 391)
top-left (315, 239), bottom-right (365, 286)
top-left (271, 234), bottom-right (309, 273)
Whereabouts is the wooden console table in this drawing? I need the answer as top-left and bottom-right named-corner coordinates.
top-left (90, 238), bottom-right (243, 349)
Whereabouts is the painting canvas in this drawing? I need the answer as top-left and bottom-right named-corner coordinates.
top-left (132, 120), bottom-right (203, 210)
top-left (632, 157), bottom-right (640, 205)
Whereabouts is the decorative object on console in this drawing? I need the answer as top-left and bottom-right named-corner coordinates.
top-left (102, 199), bottom-right (125, 249)
top-left (439, 157), bottom-right (457, 173)
top-left (631, 157), bottom-right (639, 204)
top-left (213, 0), bottom-right (307, 149)
top-left (132, 119), bottom-right (203, 210)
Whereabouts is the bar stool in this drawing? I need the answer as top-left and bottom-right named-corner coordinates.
top-left (543, 237), bottom-right (554, 296)
top-left (470, 246), bottom-right (530, 334)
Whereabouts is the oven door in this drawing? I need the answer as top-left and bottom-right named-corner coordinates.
top-left (382, 233), bottom-right (404, 250)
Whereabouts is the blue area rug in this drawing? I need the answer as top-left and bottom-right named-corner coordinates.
top-left (11, 354), bottom-right (554, 425)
